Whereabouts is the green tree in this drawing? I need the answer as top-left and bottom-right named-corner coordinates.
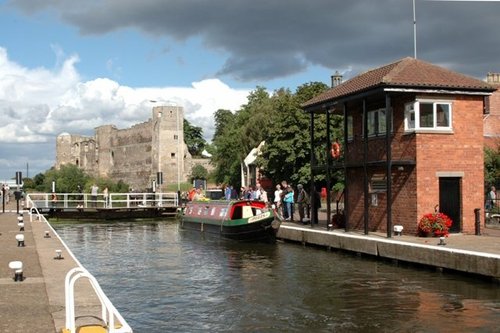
top-left (485, 144), bottom-right (500, 188)
top-left (190, 164), bottom-right (208, 181)
top-left (212, 109), bottom-right (236, 142)
top-left (257, 82), bottom-right (340, 187)
top-left (43, 164), bottom-right (90, 193)
top-left (184, 119), bottom-right (206, 156)
top-left (210, 83), bottom-right (339, 190)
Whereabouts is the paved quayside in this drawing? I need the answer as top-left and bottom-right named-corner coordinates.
top-left (0, 199), bottom-right (132, 333)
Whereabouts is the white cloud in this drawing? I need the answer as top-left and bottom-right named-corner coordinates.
top-left (0, 47), bottom-right (251, 179)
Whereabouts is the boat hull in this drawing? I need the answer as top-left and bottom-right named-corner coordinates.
top-left (180, 200), bottom-right (280, 242)
top-left (181, 217), bottom-right (279, 242)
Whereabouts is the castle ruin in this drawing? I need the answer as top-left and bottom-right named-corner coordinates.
top-left (55, 106), bottom-right (212, 190)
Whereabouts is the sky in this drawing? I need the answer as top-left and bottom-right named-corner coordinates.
top-left (0, 0), bottom-right (499, 181)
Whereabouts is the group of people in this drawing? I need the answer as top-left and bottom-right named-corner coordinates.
top-left (273, 181), bottom-right (321, 224)
top-left (239, 183), bottom-right (268, 202)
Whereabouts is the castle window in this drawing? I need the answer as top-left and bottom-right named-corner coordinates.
top-left (171, 153), bottom-right (176, 158)
top-left (174, 134), bottom-right (178, 140)
top-left (405, 99), bottom-right (452, 132)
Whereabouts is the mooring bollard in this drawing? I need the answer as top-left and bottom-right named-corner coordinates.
top-left (16, 234), bottom-right (25, 247)
top-left (474, 208), bottom-right (481, 236)
top-left (9, 261), bottom-right (23, 282)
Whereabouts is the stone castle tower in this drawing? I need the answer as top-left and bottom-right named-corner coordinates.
top-left (56, 105), bottom-right (194, 190)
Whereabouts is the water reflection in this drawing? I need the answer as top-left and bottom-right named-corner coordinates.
top-left (53, 220), bottom-right (500, 333)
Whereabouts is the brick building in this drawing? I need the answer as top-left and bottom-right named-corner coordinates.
top-left (484, 73), bottom-right (500, 148)
top-left (303, 57), bottom-right (496, 236)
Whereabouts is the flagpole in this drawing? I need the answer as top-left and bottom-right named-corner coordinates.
top-left (413, 0), bottom-right (417, 59)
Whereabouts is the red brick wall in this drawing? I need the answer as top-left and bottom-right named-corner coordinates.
top-left (345, 94), bottom-right (484, 235)
top-left (416, 95), bottom-right (484, 234)
top-left (484, 85), bottom-right (500, 149)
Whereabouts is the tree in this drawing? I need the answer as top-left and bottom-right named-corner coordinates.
top-left (42, 164), bottom-right (90, 193)
top-left (485, 145), bottom-right (500, 189)
top-left (209, 83), bottom-right (339, 190)
top-left (257, 82), bottom-right (337, 187)
top-left (190, 164), bottom-right (208, 181)
top-left (184, 119), bottom-right (206, 156)
top-left (212, 109), bottom-right (236, 142)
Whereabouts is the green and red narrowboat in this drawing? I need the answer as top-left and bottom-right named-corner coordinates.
top-left (180, 199), bottom-right (280, 242)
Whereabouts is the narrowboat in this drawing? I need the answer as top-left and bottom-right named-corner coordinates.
top-left (180, 199), bottom-right (280, 242)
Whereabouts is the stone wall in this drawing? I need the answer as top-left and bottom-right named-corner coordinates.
top-left (55, 106), bottom-right (206, 190)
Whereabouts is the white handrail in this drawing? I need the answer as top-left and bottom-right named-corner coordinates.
top-left (64, 267), bottom-right (133, 333)
top-left (26, 196), bottom-right (133, 333)
top-left (26, 192), bottom-right (179, 210)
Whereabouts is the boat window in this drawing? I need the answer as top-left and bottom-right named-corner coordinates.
top-left (232, 206), bottom-right (242, 219)
top-left (220, 208), bottom-right (228, 217)
top-left (242, 206), bottom-right (254, 218)
top-left (197, 207), bottom-right (203, 215)
top-left (210, 207), bottom-right (216, 216)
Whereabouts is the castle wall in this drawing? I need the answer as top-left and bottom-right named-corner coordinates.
top-left (56, 106), bottom-right (196, 191)
top-left (95, 122), bottom-right (154, 190)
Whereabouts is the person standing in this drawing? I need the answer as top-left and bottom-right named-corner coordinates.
top-left (260, 188), bottom-right (268, 204)
top-left (103, 187), bottom-right (109, 208)
top-left (91, 184), bottom-right (99, 207)
top-left (297, 184), bottom-right (310, 224)
top-left (487, 185), bottom-right (497, 210)
top-left (280, 181), bottom-right (288, 219)
top-left (284, 185), bottom-right (295, 221)
top-left (4, 184), bottom-right (9, 204)
top-left (51, 192), bottom-right (58, 209)
top-left (273, 184), bottom-right (282, 217)
top-left (225, 185), bottom-right (232, 201)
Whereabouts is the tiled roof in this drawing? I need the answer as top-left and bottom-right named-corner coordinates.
top-left (303, 57), bottom-right (495, 109)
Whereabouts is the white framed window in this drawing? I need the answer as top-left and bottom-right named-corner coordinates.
top-left (364, 108), bottom-right (392, 137)
top-left (404, 100), bottom-right (452, 132)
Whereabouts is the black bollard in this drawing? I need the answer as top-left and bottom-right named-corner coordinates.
top-left (474, 208), bottom-right (481, 236)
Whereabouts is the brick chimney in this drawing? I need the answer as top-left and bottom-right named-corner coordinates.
top-left (331, 71), bottom-right (343, 87)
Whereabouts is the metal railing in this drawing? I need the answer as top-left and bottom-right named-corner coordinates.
top-left (64, 267), bottom-right (133, 333)
top-left (25, 196), bottom-right (133, 333)
top-left (26, 192), bottom-right (179, 210)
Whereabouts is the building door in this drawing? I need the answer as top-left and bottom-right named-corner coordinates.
top-left (439, 177), bottom-right (461, 233)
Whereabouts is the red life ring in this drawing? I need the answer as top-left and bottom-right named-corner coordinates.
top-left (331, 142), bottom-right (341, 159)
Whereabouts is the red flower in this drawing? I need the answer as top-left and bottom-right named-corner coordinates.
top-left (418, 212), bottom-right (453, 237)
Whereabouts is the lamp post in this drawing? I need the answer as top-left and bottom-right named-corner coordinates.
top-left (177, 106), bottom-right (181, 193)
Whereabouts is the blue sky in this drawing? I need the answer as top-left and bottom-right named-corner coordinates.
top-left (0, 0), bottom-right (499, 181)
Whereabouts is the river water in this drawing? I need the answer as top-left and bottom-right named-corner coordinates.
top-left (53, 220), bottom-right (500, 333)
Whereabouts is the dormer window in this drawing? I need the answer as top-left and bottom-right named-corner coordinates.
top-left (405, 99), bottom-right (452, 132)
